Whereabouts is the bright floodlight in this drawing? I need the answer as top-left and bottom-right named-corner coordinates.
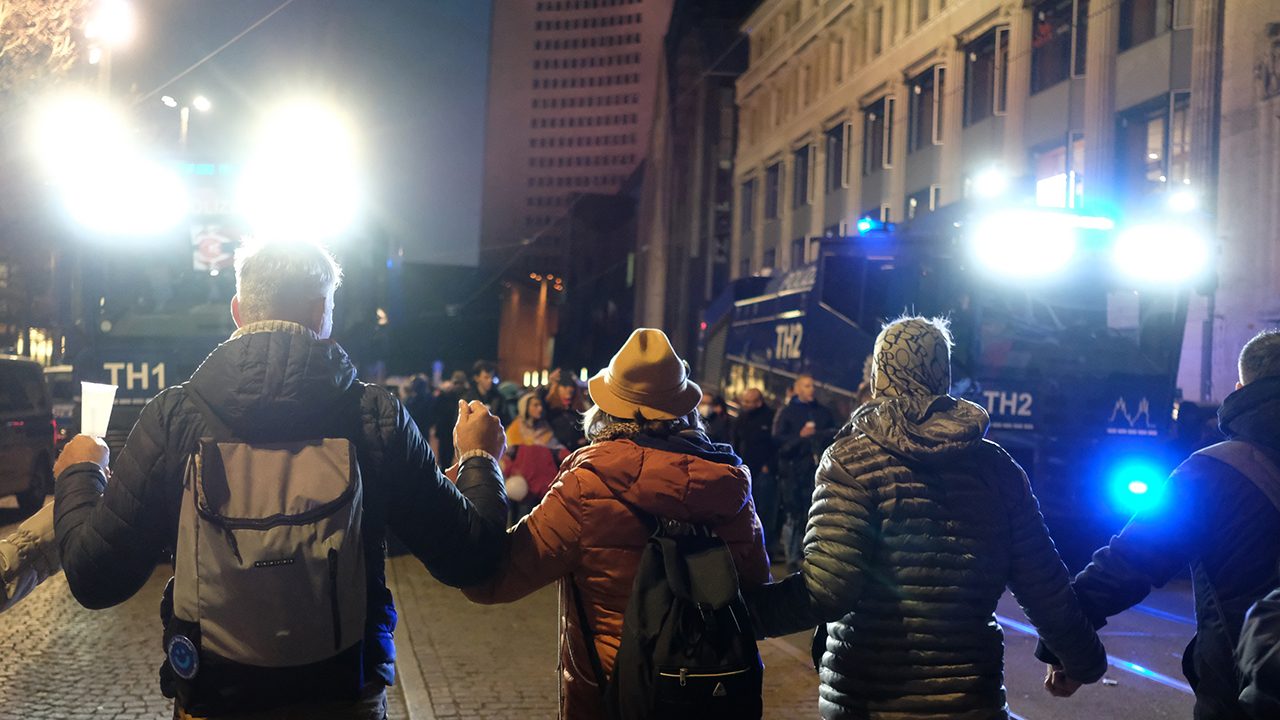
top-left (63, 158), bottom-right (187, 235)
top-left (85, 0), bottom-right (136, 47)
top-left (972, 168), bottom-right (1008, 199)
top-left (1167, 190), bottom-right (1198, 213)
top-left (1112, 222), bottom-right (1210, 283)
top-left (970, 209), bottom-right (1078, 278)
top-left (191, 95), bottom-right (212, 113)
top-left (161, 95), bottom-right (178, 108)
top-left (237, 102), bottom-right (361, 240)
top-left (30, 93), bottom-right (130, 180)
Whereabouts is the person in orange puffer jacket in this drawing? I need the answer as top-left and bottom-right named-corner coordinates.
top-left (464, 329), bottom-right (770, 720)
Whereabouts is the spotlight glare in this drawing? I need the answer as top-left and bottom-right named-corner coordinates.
top-left (1112, 222), bottom-right (1209, 283)
top-left (970, 209), bottom-right (1078, 277)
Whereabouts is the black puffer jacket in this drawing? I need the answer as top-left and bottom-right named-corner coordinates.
top-left (1038, 376), bottom-right (1280, 720)
top-left (54, 323), bottom-right (508, 709)
top-left (748, 394), bottom-right (1107, 719)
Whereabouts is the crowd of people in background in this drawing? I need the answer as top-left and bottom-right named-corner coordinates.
top-left (385, 356), bottom-right (851, 575)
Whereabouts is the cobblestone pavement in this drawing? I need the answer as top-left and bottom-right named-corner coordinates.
top-left (385, 554), bottom-right (820, 719)
top-left (0, 503), bottom-right (815, 719)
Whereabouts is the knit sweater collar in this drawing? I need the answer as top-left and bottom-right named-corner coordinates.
top-left (230, 320), bottom-right (319, 341)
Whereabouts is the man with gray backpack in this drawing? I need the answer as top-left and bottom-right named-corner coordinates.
top-left (53, 241), bottom-right (509, 719)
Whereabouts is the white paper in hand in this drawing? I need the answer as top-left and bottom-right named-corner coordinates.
top-left (80, 382), bottom-right (118, 438)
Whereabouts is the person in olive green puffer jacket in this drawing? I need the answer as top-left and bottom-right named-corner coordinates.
top-left (746, 316), bottom-right (1108, 720)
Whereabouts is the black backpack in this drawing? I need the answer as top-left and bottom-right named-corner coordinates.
top-left (572, 517), bottom-right (764, 720)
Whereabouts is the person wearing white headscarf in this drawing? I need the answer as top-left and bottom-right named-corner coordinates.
top-left (745, 315), bottom-right (1107, 720)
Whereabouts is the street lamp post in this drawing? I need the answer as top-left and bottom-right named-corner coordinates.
top-left (85, 0), bottom-right (135, 96)
top-left (162, 94), bottom-right (211, 151)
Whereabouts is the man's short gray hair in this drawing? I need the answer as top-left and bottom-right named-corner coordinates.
top-left (1239, 329), bottom-right (1280, 385)
top-left (234, 241), bottom-right (343, 324)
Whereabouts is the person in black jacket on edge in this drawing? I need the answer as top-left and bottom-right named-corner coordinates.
top-left (53, 241), bottom-right (509, 719)
top-left (1039, 329), bottom-right (1280, 719)
top-left (772, 373), bottom-right (836, 572)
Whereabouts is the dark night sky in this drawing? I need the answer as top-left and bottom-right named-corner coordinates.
top-left (115, 0), bottom-right (493, 267)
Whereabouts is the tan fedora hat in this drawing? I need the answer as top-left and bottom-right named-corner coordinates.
top-left (588, 328), bottom-right (703, 421)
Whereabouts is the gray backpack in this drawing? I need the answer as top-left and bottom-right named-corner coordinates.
top-left (168, 401), bottom-right (366, 676)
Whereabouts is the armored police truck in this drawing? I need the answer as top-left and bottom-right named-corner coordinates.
top-left (704, 196), bottom-right (1210, 560)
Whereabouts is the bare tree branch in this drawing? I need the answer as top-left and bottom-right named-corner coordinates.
top-left (0, 0), bottom-right (89, 96)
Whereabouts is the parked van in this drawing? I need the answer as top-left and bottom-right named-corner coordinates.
top-left (0, 356), bottom-right (55, 516)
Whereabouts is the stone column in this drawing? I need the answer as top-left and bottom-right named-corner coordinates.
top-left (810, 135), bottom-right (826, 240)
top-left (885, 79), bottom-right (910, 221)
top-left (1002, 1), bottom-right (1034, 177)
top-left (938, 37), bottom-right (968, 205)
top-left (1188, 0), bottom-right (1225, 401)
top-left (1082, 0), bottom-right (1121, 206)
top-left (1188, 0), bottom-right (1224, 203)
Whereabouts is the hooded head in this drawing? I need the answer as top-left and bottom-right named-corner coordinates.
top-left (871, 316), bottom-right (954, 399)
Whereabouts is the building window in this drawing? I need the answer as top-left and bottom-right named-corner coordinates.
top-left (1117, 92), bottom-right (1191, 202)
top-left (1119, 0), bottom-right (1163, 51)
top-left (911, 185), bottom-right (931, 217)
top-left (763, 248), bottom-right (777, 269)
top-left (1032, 0), bottom-right (1080, 93)
top-left (764, 162), bottom-right (782, 219)
top-left (863, 97), bottom-right (888, 175)
top-left (916, 0), bottom-right (929, 26)
top-left (831, 37), bottom-right (846, 84)
top-left (965, 27), bottom-right (1008, 126)
top-left (825, 122), bottom-right (848, 192)
top-left (871, 6), bottom-right (884, 56)
top-left (1032, 133), bottom-right (1085, 208)
top-left (792, 145), bottom-right (811, 208)
top-left (790, 238), bottom-right (804, 267)
top-left (740, 179), bottom-right (756, 236)
top-left (909, 65), bottom-right (944, 152)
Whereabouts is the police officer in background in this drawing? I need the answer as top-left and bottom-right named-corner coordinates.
top-left (772, 374), bottom-right (836, 573)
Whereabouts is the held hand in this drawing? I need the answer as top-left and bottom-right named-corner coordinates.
top-left (53, 435), bottom-right (110, 479)
top-left (799, 422), bottom-right (816, 439)
top-left (454, 399), bottom-right (506, 459)
top-left (1043, 665), bottom-right (1084, 698)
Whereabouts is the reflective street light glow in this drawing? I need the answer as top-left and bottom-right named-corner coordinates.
top-left (191, 95), bottom-right (212, 113)
top-left (161, 95), bottom-right (178, 108)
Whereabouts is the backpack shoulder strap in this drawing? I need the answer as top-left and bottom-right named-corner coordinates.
top-left (182, 387), bottom-right (238, 443)
top-left (1195, 440), bottom-right (1280, 513)
top-left (568, 576), bottom-right (608, 692)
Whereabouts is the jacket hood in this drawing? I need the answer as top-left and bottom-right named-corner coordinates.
top-left (185, 327), bottom-right (358, 438)
top-left (1219, 376), bottom-right (1280, 452)
top-left (852, 394), bottom-right (989, 465)
top-left (567, 438), bottom-right (751, 526)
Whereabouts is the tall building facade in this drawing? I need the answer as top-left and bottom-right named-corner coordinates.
top-left (635, 0), bottom-right (756, 369)
top-left (730, 0), bottom-right (1266, 403)
top-left (480, 0), bottom-right (674, 379)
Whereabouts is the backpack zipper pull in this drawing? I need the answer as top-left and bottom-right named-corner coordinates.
top-left (680, 668), bottom-right (688, 687)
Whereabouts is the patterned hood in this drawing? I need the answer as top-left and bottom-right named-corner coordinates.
top-left (852, 394), bottom-right (990, 465)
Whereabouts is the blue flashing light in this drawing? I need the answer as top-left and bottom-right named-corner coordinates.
top-left (856, 216), bottom-right (884, 235)
top-left (1108, 458), bottom-right (1167, 515)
